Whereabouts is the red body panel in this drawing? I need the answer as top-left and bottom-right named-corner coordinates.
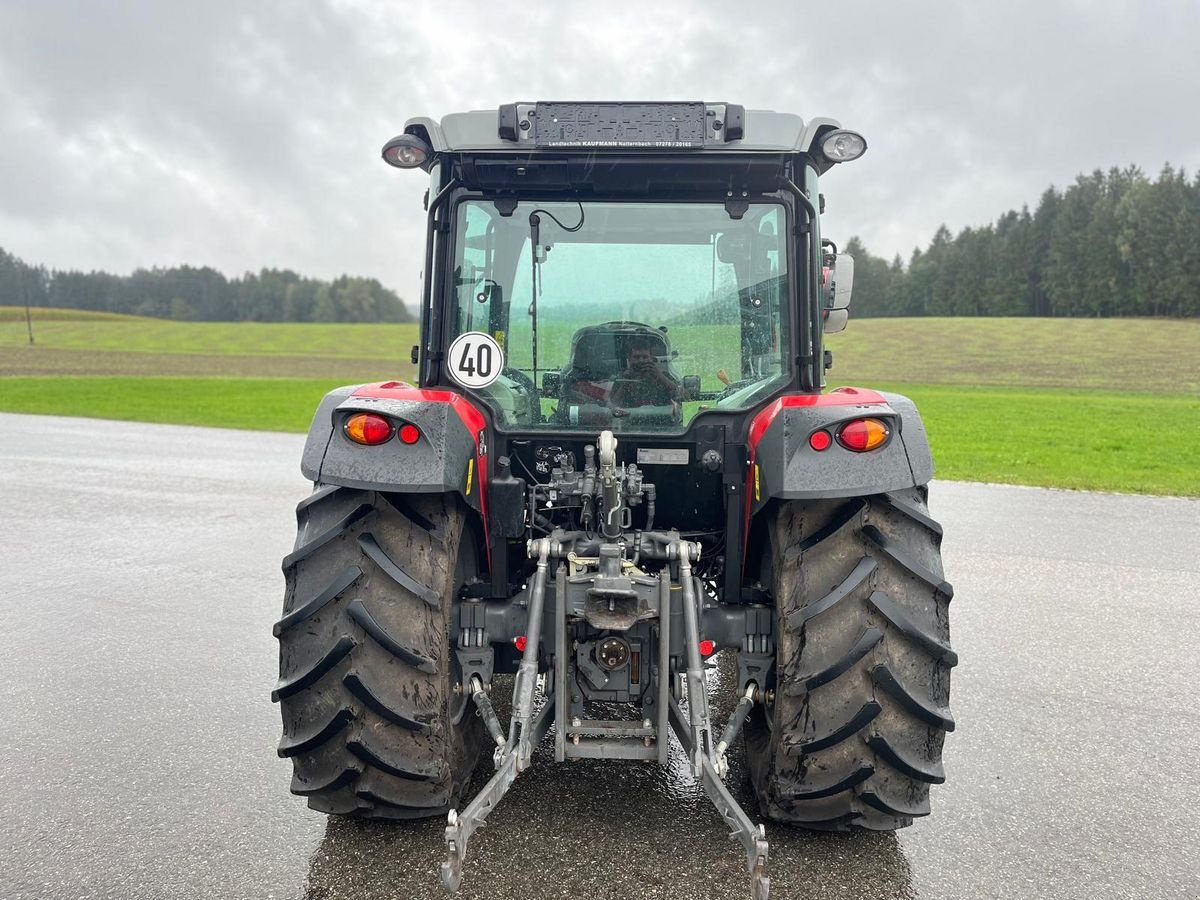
top-left (352, 382), bottom-right (491, 563)
top-left (743, 387), bottom-right (889, 561)
top-left (745, 386), bottom-right (888, 453)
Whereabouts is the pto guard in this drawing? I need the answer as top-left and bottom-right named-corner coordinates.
top-left (747, 387), bottom-right (934, 512)
top-left (300, 382), bottom-right (489, 520)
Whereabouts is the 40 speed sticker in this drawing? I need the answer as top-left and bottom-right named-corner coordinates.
top-left (447, 331), bottom-right (504, 389)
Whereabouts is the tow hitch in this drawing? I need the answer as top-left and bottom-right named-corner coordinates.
top-left (441, 531), bottom-right (770, 900)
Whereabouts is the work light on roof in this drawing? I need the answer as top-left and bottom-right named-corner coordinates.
top-left (382, 133), bottom-right (432, 169)
top-left (820, 129), bottom-right (867, 163)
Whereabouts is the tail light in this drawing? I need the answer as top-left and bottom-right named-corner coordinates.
top-left (398, 423), bottom-right (421, 445)
top-left (344, 413), bottom-right (394, 445)
top-left (837, 418), bottom-right (890, 452)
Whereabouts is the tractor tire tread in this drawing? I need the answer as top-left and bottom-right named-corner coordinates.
top-left (342, 670), bottom-right (434, 733)
top-left (271, 635), bottom-right (356, 701)
top-left (346, 598), bottom-right (438, 673)
top-left (282, 503), bottom-right (374, 570)
top-left (276, 707), bottom-right (354, 758)
top-left (273, 566), bottom-right (362, 636)
top-left (274, 485), bottom-right (483, 820)
top-left (870, 663), bottom-right (956, 732)
top-left (784, 700), bottom-right (882, 755)
top-left (787, 627), bottom-right (884, 692)
top-left (745, 487), bottom-right (954, 830)
top-left (357, 532), bottom-right (440, 606)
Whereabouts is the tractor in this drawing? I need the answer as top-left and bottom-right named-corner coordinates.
top-left (272, 102), bottom-right (955, 900)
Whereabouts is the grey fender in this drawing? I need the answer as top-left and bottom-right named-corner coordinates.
top-left (300, 384), bottom-right (485, 514)
top-left (747, 389), bottom-right (933, 512)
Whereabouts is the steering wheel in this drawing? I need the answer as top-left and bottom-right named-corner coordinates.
top-left (503, 365), bottom-right (537, 394)
top-left (501, 366), bottom-right (541, 424)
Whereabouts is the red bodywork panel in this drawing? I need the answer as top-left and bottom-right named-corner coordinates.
top-left (745, 387), bottom-right (889, 453)
top-left (743, 387), bottom-right (889, 563)
top-left (352, 382), bottom-right (491, 564)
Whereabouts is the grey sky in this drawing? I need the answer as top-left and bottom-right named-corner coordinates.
top-left (1, 0), bottom-right (1197, 306)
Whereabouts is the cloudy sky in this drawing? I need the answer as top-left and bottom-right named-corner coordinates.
top-left (1, 0), bottom-right (1196, 305)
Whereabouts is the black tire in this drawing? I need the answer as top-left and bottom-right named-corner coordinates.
top-left (272, 485), bottom-right (484, 820)
top-left (744, 486), bottom-right (956, 830)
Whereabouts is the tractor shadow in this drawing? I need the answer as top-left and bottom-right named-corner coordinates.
top-left (301, 662), bottom-right (916, 900)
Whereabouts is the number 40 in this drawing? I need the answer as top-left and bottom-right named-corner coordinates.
top-left (457, 341), bottom-right (493, 379)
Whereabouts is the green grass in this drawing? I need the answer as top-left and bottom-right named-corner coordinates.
top-left (2, 310), bottom-right (1198, 495)
top-left (0, 307), bottom-right (144, 323)
top-left (6, 308), bottom-right (1198, 391)
top-left (2, 376), bottom-right (1196, 495)
top-left (875, 384), bottom-right (1200, 496)
top-left (0, 376), bottom-right (345, 432)
top-left (825, 316), bottom-right (1200, 393)
top-left (0, 307), bottom-right (418, 359)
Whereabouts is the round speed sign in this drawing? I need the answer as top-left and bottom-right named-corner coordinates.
top-left (447, 332), bottom-right (505, 389)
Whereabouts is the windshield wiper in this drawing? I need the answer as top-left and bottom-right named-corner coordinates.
top-left (526, 201), bottom-right (585, 390)
top-left (528, 212), bottom-right (542, 387)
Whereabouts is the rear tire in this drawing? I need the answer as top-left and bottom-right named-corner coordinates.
top-left (744, 486), bottom-right (956, 830)
top-left (272, 485), bottom-right (484, 819)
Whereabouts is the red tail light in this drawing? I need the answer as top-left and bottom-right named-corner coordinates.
top-left (344, 413), bottom-right (394, 445)
top-left (514, 635), bottom-right (528, 653)
top-left (809, 429), bottom-right (832, 451)
top-left (699, 639), bottom-right (716, 657)
top-left (398, 423), bottom-right (421, 445)
top-left (837, 418), bottom-right (890, 452)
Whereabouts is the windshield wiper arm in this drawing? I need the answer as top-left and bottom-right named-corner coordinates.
top-left (525, 202), bottom-right (584, 391)
top-left (528, 212), bottom-right (542, 387)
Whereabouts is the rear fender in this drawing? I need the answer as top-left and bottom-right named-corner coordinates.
top-left (301, 381), bottom-right (490, 552)
top-left (746, 388), bottom-right (933, 512)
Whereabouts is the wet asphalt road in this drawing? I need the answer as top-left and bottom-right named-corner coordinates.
top-left (1, 412), bottom-right (1198, 900)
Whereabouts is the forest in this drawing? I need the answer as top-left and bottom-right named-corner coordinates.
top-left (846, 164), bottom-right (1200, 319)
top-left (0, 253), bottom-right (412, 323)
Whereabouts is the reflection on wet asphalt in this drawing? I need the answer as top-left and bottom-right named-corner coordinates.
top-left (301, 672), bottom-right (917, 900)
top-left (1, 414), bottom-right (1198, 899)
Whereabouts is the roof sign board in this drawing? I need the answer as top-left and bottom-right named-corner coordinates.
top-left (533, 102), bottom-right (709, 149)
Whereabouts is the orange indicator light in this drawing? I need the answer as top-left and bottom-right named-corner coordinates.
top-left (344, 413), bottom-right (394, 445)
top-left (837, 418), bottom-right (890, 452)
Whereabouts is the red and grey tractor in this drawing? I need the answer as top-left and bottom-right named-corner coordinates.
top-left (272, 102), bottom-right (955, 899)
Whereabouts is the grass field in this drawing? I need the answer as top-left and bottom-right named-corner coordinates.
top-left (2, 307), bottom-right (1198, 495)
top-left (0, 308), bottom-right (419, 362)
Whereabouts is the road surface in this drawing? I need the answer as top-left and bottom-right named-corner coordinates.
top-left (1, 413), bottom-right (1197, 899)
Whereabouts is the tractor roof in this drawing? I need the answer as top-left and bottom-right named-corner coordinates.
top-left (403, 102), bottom-right (842, 156)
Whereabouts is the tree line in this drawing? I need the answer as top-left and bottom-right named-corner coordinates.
top-left (845, 164), bottom-right (1200, 319)
top-left (0, 249), bottom-right (412, 323)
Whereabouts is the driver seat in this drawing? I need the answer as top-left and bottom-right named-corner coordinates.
top-left (560, 331), bottom-right (624, 403)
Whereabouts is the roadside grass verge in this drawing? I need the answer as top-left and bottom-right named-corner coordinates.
top-left (0, 377), bottom-right (344, 433)
top-left (871, 383), bottom-right (1199, 496)
top-left (1, 376), bottom-right (1196, 495)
